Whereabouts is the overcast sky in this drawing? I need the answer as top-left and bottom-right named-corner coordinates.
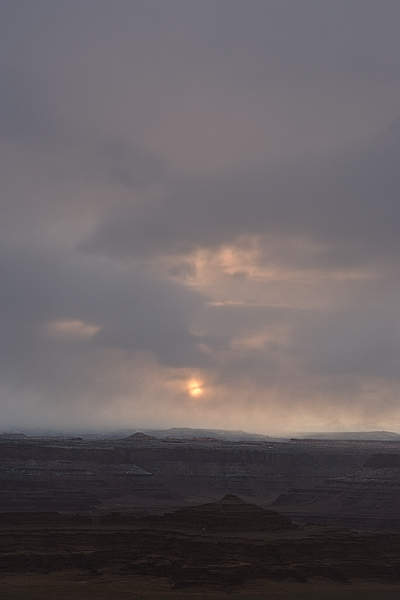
top-left (0, 0), bottom-right (399, 434)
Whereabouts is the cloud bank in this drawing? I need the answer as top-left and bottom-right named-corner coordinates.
top-left (0, 1), bottom-right (399, 433)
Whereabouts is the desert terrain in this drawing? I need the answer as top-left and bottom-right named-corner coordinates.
top-left (1, 430), bottom-right (400, 598)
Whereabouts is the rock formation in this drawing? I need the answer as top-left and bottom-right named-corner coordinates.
top-left (272, 453), bottom-right (400, 531)
top-left (146, 494), bottom-right (297, 531)
top-left (2, 435), bottom-right (399, 529)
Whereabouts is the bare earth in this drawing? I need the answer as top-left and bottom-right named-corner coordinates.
top-left (1, 572), bottom-right (400, 600)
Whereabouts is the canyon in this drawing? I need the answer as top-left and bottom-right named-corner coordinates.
top-left (2, 431), bottom-right (400, 598)
top-left (1, 431), bottom-right (400, 529)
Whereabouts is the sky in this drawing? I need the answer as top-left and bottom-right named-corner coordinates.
top-left (0, 0), bottom-right (399, 435)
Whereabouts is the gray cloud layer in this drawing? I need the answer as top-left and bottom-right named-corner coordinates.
top-left (0, 1), bottom-right (399, 433)
top-left (82, 119), bottom-right (400, 264)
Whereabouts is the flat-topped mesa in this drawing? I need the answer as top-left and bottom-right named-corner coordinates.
top-left (155, 494), bottom-right (297, 531)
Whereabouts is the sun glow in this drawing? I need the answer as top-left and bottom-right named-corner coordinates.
top-left (187, 378), bottom-right (204, 398)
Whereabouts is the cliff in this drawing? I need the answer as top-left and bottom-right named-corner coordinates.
top-left (272, 453), bottom-right (400, 531)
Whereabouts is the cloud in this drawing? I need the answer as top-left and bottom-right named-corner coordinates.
top-left (81, 118), bottom-right (400, 270)
top-left (0, 1), bottom-right (399, 433)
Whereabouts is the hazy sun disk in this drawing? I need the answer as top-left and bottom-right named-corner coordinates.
top-left (187, 379), bottom-right (204, 397)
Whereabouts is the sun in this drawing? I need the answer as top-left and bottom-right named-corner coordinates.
top-left (187, 378), bottom-right (204, 398)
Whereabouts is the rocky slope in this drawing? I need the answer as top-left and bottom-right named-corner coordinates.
top-left (272, 453), bottom-right (400, 531)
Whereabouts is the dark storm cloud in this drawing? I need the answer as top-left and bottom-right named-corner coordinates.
top-left (202, 301), bottom-right (400, 382)
top-left (0, 64), bottom-right (165, 188)
top-left (0, 68), bottom-right (67, 147)
top-left (294, 306), bottom-right (400, 378)
top-left (96, 139), bottom-right (166, 189)
top-left (0, 243), bottom-right (212, 392)
top-left (82, 118), bottom-right (400, 267)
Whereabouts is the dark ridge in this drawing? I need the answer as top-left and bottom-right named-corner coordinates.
top-left (141, 494), bottom-right (297, 531)
top-left (123, 432), bottom-right (157, 441)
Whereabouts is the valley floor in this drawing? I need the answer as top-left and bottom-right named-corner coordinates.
top-left (1, 572), bottom-right (400, 600)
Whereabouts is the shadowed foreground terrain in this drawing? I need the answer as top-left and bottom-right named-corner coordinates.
top-left (1, 495), bottom-right (400, 599)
